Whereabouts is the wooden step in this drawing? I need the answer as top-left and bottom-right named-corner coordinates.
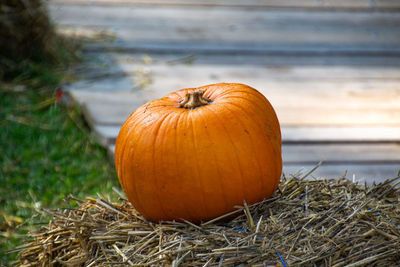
top-left (79, 99), bottom-right (400, 126)
top-left (65, 61), bottom-right (400, 94)
top-left (69, 88), bottom-right (400, 127)
top-left (94, 124), bottom-right (400, 146)
top-left (282, 144), bottom-right (400, 164)
top-left (283, 163), bottom-right (399, 184)
top-left (71, 51), bottom-right (400, 69)
top-left (68, 89), bottom-right (400, 146)
top-left (50, 4), bottom-right (400, 54)
top-left (96, 62), bottom-right (400, 80)
top-left (108, 143), bottom-right (400, 164)
top-left (53, 0), bottom-right (400, 184)
top-left (50, 0), bottom-right (400, 10)
top-left (107, 145), bottom-right (400, 184)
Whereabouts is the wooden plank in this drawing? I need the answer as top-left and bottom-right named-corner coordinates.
top-left (283, 144), bottom-right (400, 163)
top-left (102, 51), bottom-right (400, 67)
top-left (66, 28), bottom-right (400, 55)
top-left (50, 0), bottom-right (400, 9)
top-left (64, 75), bottom-right (136, 92)
top-left (73, 85), bottom-right (400, 127)
top-left (376, 0), bottom-right (400, 8)
top-left (283, 164), bottom-right (399, 184)
top-left (68, 90), bottom-right (148, 105)
top-left (104, 130), bottom-right (400, 164)
top-left (49, 5), bottom-right (400, 53)
top-left (66, 63), bottom-right (400, 96)
top-left (66, 65), bottom-right (400, 108)
top-left (107, 143), bottom-right (400, 164)
top-left (282, 126), bottom-right (400, 143)
top-left (68, 80), bottom-right (400, 109)
top-left (267, 91), bottom-right (400, 109)
top-left (58, 23), bottom-right (399, 48)
top-left (81, 99), bottom-right (400, 127)
top-left (89, 125), bottom-right (400, 146)
top-left (92, 125), bottom-right (119, 146)
top-left (92, 125), bottom-right (120, 146)
top-left (115, 64), bottom-right (400, 108)
top-left (276, 107), bottom-right (400, 126)
top-left (107, 144), bottom-right (398, 184)
top-left (107, 143), bottom-right (400, 167)
top-left (107, 62), bottom-right (400, 79)
top-left (81, 102), bottom-right (137, 127)
top-left (146, 81), bottom-right (400, 109)
top-left (136, 64), bottom-right (400, 83)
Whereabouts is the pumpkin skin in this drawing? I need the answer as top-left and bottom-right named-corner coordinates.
top-left (115, 83), bottom-right (282, 223)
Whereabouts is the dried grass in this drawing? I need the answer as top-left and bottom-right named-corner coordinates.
top-left (0, 0), bottom-right (78, 79)
top-left (0, 0), bottom-right (55, 62)
top-left (13, 173), bottom-right (400, 266)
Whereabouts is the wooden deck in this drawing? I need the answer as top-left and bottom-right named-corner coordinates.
top-left (49, 0), bottom-right (400, 184)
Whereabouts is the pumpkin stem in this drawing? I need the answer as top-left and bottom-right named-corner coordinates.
top-left (179, 90), bottom-right (211, 109)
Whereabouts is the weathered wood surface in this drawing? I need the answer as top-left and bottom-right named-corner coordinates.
top-left (107, 145), bottom-right (400, 185)
top-left (50, 0), bottom-right (400, 9)
top-left (104, 143), bottom-right (400, 164)
top-left (67, 52), bottom-right (400, 70)
top-left (71, 89), bottom-right (400, 126)
top-left (282, 164), bottom-right (399, 184)
top-left (69, 88), bottom-right (400, 181)
top-left (93, 124), bottom-right (400, 146)
top-left (50, 4), bottom-right (400, 54)
top-left (65, 59), bottom-right (400, 93)
top-left (54, 0), bottom-right (400, 181)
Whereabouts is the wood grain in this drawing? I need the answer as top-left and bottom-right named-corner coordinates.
top-left (81, 102), bottom-right (136, 127)
top-left (71, 89), bottom-right (400, 127)
top-left (282, 126), bottom-right (400, 143)
top-left (80, 100), bottom-right (400, 126)
top-left (57, 0), bottom-right (400, 184)
top-left (107, 144), bottom-right (400, 183)
top-left (91, 124), bottom-right (400, 146)
top-left (50, 0), bottom-right (400, 10)
top-left (106, 142), bottom-right (400, 164)
top-left (283, 163), bottom-right (399, 184)
top-left (49, 4), bottom-right (400, 53)
top-left (283, 144), bottom-right (400, 163)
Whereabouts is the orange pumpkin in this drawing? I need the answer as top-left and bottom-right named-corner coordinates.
top-left (115, 83), bottom-right (282, 223)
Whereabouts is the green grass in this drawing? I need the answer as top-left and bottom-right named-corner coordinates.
top-left (0, 62), bottom-right (119, 265)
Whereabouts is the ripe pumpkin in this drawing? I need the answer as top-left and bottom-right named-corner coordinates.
top-left (115, 83), bottom-right (282, 223)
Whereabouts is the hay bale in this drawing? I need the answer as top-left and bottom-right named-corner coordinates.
top-left (13, 174), bottom-right (400, 266)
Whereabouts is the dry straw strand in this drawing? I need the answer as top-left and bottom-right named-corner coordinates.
top-left (13, 173), bottom-right (400, 266)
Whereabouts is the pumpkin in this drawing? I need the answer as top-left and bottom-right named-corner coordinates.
top-left (115, 83), bottom-right (282, 223)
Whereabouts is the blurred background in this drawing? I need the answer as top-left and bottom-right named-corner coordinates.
top-left (1, 0), bottom-right (400, 264)
top-left (50, 0), bottom-right (400, 182)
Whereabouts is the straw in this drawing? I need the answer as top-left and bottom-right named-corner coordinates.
top-left (13, 173), bottom-right (400, 266)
